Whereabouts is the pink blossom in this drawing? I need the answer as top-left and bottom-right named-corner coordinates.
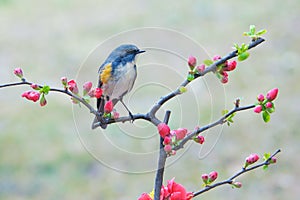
top-left (266, 88), bottom-right (279, 101)
top-left (188, 55), bottom-right (197, 68)
top-left (254, 105), bottom-right (262, 113)
top-left (30, 83), bottom-right (39, 90)
top-left (13, 68), bottom-right (23, 78)
top-left (61, 77), bottom-right (67, 86)
top-left (67, 79), bottom-right (79, 94)
top-left (83, 81), bottom-right (93, 95)
top-left (195, 135), bottom-right (205, 144)
top-left (257, 94), bottom-right (265, 102)
top-left (21, 91), bottom-right (40, 102)
top-left (213, 55), bottom-right (221, 61)
top-left (174, 128), bottom-right (187, 140)
top-left (164, 144), bottom-right (172, 153)
top-left (266, 102), bottom-right (273, 108)
top-left (163, 136), bottom-right (171, 145)
top-left (245, 153), bottom-right (260, 165)
top-left (196, 64), bottom-right (205, 73)
top-left (208, 171), bottom-right (218, 182)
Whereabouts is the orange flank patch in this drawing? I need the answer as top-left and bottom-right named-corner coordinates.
top-left (100, 63), bottom-right (112, 84)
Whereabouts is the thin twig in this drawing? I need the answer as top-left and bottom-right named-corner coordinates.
top-left (193, 149), bottom-right (281, 197)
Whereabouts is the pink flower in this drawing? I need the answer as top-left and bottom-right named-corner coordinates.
top-left (174, 128), bottom-right (187, 140)
top-left (138, 193), bottom-right (152, 200)
top-left (94, 88), bottom-right (103, 99)
top-left (196, 64), bottom-right (205, 73)
top-left (13, 68), bottom-right (23, 78)
top-left (266, 88), bottom-right (279, 101)
top-left (188, 55), bottom-right (197, 69)
top-left (67, 79), bottom-right (79, 94)
top-left (167, 178), bottom-right (187, 200)
top-left (113, 111), bottom-right (120, 119)
top-left (83, 81), bottom-right (93, 95)
top-left (164, 144), bottom-right (172, 153)
top-left (213, 55), bottom-right (221, 61)
top-left (271, 157), bottom-right (277, 164)
top-left (157, 123), bottom-right (170, 138)
top-left (201, 173), bottom-right (209, 184)
top-left (30, 83), bottom-right (39, 90)
top-left (257, 94), bottom-right (265, 102)
top-left (254, 105), bottom-right (262, 113)
top-left (61, 77), bottom-right (67, 87)
top-left (245, 153), bottom-right (260, 166)
top-left (21, 91), bottom-right (40, 102)
top-left (208, 171), bottom-right (218, 182)
top-left (265, 102), bottom-right (273, 108)
top-left (104, 100), bottom-right (113, 113)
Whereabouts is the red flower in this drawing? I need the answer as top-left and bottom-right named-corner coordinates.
top-left (21, 91), bottom-right (40, 102)
top-left (104, 100), bottom-right (113, 113)
top-left (94, 88), bottom-right (103, 98)
top-left (224, 60), bottom-right (237, 71)
top-left (194, 135), bottom-right (205, 144)
top-left (266, 88), bottom-right (278, 101)
top-left (67, 79), bottom-right (79, 94)
top-left (138, 193), bottom-right (152, 200)
top-left (157, 123), bottom-right (170, 138)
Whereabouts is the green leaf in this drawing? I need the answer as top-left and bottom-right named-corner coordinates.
top-left (263, 165), bottom-right (269, 170)
top-left (263, 153), bottom-right (271, 161)
top-left (179, 86), bottom-right (187, 93)
top-left (187, 74), bottom-right (195, 81)
top-left (250, 25), bottom-right (256, 35)
top-left (256, 29), bottom-right (267, 36)
top-left (222, 109), bottom-right (229, 115)
top-left (262, 111), bottom-right (271, 123)
top-left (40, 85), bottom-right (50, 95)
top-left (82, 95), bottom-right (90, 103)
top-left (238, 52), bottom-right (250, 61)
top-left (203, 59), bottom-right (213, 66)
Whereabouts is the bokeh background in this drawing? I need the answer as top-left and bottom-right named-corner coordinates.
top-left (0, 0), bottom-right (299, 199)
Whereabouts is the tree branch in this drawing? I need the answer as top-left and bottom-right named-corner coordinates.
top-left (174, 103), bottom-right (256, 151)
top-left (193, 149), bottom-right (281, 197)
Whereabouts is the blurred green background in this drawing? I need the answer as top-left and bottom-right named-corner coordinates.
top-left (1, 0), bottom-right (299, 199)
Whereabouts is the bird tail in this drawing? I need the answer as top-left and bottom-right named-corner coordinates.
top-left (91, 96), bottom-right (107, 129)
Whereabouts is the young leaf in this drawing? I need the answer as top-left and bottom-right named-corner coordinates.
top-left (263, 153), bottom-right (271, 161)
top-left (250, 25), bottom-right (256, 35)
top-left (203, 59), bottom-right (214, 66)
top-left (263, 165), bottom-right (269, 170)
top-left (256, 29), bottom-right (267, 36)
top-left (262, 111), bottom-right (271, 123)
top-left (40, 85), bottom-right (50, 95)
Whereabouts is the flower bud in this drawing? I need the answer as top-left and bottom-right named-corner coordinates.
top-left (138, 193), bottom-right (152, 200)
top-left (104, 100), bottom-right (113, 113)
top-left (163, 136), bottom-right (171, 145)
top-left (112, 111), bottom-right (120, 119)
top-left (266, 88), bottom-right (279, 101)
top-left (208, 171), bottom-right (218, 182)
top-left (83, 81), bottom-right (92, 96)
top-left (270, 157), bottom-right (277, 164)
top-left (13, 68), bottom-right (23, 78)
top-left (21, 91), bottom-right (40, 102)
top-left (157, 123), bottom-right (170, 138)
top-left (30, 83), bottom-right (39, 90)
top-left (188, 55), bottom-right (197, 69)
top-left (67, 80), bottom-right (79, 94)
top-left (194, 135), bottom-right (205, 144)
top-left (196, 64), bottom-right (205, 73)
top-left (221, 75), bottom-right (228, 84)
top-left (94, 88), bottom-right (103, 99)
top-left (226, 60), bottom-right (237, 71)
top-left (245, 153), bottom-right (260, 167)
top-left (265, 102), bottom-right (273, 109)
top-left (40, 94), bottom-right (47, 107)
top-left (232, 181), bottom-right (242, 188)
top-left (213, 55), bottom-right (221, 61)
top-left (257, 94), bottom-right (265, 102)
top-left (164, 144), bottom-right (172, 153)
top-left (61, 77), bottom-right (67, 87)
top-left (174, 128), bottom-right (187, 140)
top-left (254, 105), bottom-right (262, 113)
top-left (201, 173), bottom-right (209, 184)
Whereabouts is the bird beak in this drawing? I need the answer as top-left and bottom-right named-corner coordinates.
top-left (137, 50), bottom-right (146, 54)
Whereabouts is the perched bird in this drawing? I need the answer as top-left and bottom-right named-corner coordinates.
top-left (92, 44), bottom-right (145, 129)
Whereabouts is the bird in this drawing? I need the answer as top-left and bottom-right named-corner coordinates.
top-left (92, 44), bottom-right (145, 129)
